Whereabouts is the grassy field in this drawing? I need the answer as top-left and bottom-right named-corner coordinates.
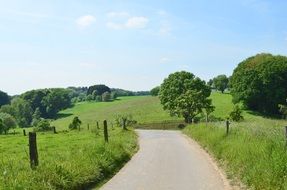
top-left (2, 94), bottom-right (286, 189)
top-left (52, 96), bottom-right (180, 131)
top-left (184, 92), bottom-right (287, 190)
top-left (0, 96), bottom-right (178, 189)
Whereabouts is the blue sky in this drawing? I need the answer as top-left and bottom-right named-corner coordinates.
top-left (0, 0), bottom-right (287, 95)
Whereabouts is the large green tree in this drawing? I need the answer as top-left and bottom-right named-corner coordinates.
top-left (159, 71), bottom-right (213, 123)
top-left (213, 75), bottom-right (229, 93)
top-left (230, 53), bottom-right (287, 114)
top-left (0, 113), bottom-right (17, 134)
top-left (87, 85), bottom-right (110, 96)
top-left (11, 98), bottom-right (33, 128)
top-left (0, 90), bottom-right (10, 107)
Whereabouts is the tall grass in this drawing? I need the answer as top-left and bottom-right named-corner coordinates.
top-left (0, 128), bottom-right (137, 189)
top-left (184, 92), bottom-right (287, 189)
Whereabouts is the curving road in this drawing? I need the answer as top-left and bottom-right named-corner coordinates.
top-left (100, 130), bottom-right (231, 190)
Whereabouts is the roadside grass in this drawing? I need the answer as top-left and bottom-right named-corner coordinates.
top-left (0, 128), bottom-right (137, 190)
top-left (184, 92), bottom-right (287, 190)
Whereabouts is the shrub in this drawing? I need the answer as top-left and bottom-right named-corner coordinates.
top-left (69, 117), bottom-right (82, 130)
top-left (0, 113), bottom-right (17, 134)
top-left (34, 119), bottom-right (52, 132)
top-left (229, 104), bottom-right (244, 122)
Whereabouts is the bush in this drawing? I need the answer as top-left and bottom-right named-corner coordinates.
top-left (115, 114), bottom-right (137, 130)
top-left (229, 104), bottom-right (244, 122)
top-left (69, 117), bottom-right (82, 130)
top-left (102, 92), bottom-right (111, 102)
top-left (0, 113), bottom-right (17, 134)
top-left (34, 119), bottom-right (52, 132)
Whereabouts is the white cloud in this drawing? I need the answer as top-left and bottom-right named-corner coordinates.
top-left (160, 57), bottom-right (171, 63)
top-left (106, 15), bottom-right (149, 30)
top-left (126, 16), bottom-right (149, 29)
top-left (107, 11), bottom-right (130, 18)
top-left (76, 15), bottom-right (96, 28)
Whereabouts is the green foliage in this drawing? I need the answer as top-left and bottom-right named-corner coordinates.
top-left (229, 104), bottom-right (244, 121)
top-left (34, 119), bottom-right (52, 132)
top-left (111, 91), bottom-right (118, 100)
top-left (0, 113), bottom-right (17, 134)
top-left (230, 53), bottom-right (287, 114)
top-left (87, 84), bottom-right (110, 96)
top-left (31, 108), bottom-right (42, 127)
top-left (115, 114), bottom-right (137, 130)
top-left (11, 98), bottom-right (33, 128)
top-left (102, 92), bottom-right (111, 102)
top-left (213, 74), bottom-right (229, 93)
top-left (159, 71), bottom-right (213, 123)
top-left (86, 94), bottom-right (94, 101)
top-left (150, 86), bottom-right (160, 96)
top-left (0, 90), bottom-right (10, 107)
top-left (278, 104), bottom-right (287, 119)
top-left (69, 116), bottom-right (82, 130)
top-left (22, 88), bottom-right (72, 119)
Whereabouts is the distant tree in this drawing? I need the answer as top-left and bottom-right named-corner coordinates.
top-left (231, 53), bottom-right (287, 114)
top-left (96, 95), bottom-right (102, 102)
top-left (31, 108), bottom-right (42, 127)
top-left (0, 90), bottom-right (10, 107)
top-left (34, 119), bottom-right (52, 132)
top-left (42, 89), bottom-right (72, 118)
top-left (213, 75), bottom-right (229, 93)
top-left (111, 92), bottom-right (118, 100)
top-left (69, 116), bottom-right (82, 130)
top-left (229, 104), bottom-right (244, 122)
top-left (21, 89), bottom-right (47, 117)
top-left (160, 71), bottom-right (213, 123)
top-left (207, 79), bottom-right (213, 88)
top-left (87, 85), bottom-right (110, 96)
top-left (86, 94), bottom-right (94, 101)
top-left (115, 114), bottom-right (137, 130)
top-left (11, 98), bottom-right (33, 128)
top-left (0, 113), bottom-right (17, 134)
top-left (0, 104), bottom-right (15, 116)
top-left (150, 86), bottom-right (160, 96)
top-left (102, 92), bottom-right (111, 102)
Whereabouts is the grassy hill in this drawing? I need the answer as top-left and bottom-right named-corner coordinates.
top-left (1, 93), bottom-right (286, 189)
top-left (184, 92), bottom-right (287, 190)
top-left (52, 96), bottom-right (180, 131)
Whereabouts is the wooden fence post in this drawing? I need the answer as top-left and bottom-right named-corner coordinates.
top-left (87, 124), bottom-right (90, 130)
top-left (226, 120), bottom-right (230, 135)
top-left (52, 126), bottom-right (56, 134)
top-left (23, 129), bottom-right (26, 136)
top-left (29, 132), bottom-right (39, 169)
top-left (97, 121), bottom-right (99, 129)
top-left (103, 120), bottom-right (109, 143)
top-left (285, 126), bottom-right (287, 147)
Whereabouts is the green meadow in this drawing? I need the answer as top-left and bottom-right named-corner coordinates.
top-left (184, 92), bottom-right (287, 190)
top-left (1, 94), bottom-right (286, 189)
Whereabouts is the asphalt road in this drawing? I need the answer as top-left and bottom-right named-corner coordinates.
top-left (100, 130), bottom-right (231, 190)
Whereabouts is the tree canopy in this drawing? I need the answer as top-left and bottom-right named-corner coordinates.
top-left (230, 53), bottom-right (287, 114)
top-left (213, 75), bottom-right (229, 93)
top-left (87, 85), bottom-right (111, 96)
top-left (0, 90), bottom-right (10, 107)
top-left (159, 71), bottom-right (213, 123)
top-left (150, 86), bottom-right (160, 96)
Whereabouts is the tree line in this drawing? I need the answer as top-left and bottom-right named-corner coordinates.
top-left (153, 53), bottom-right (287, 122)
top-left (0, 84), bottom-right (150, 134)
